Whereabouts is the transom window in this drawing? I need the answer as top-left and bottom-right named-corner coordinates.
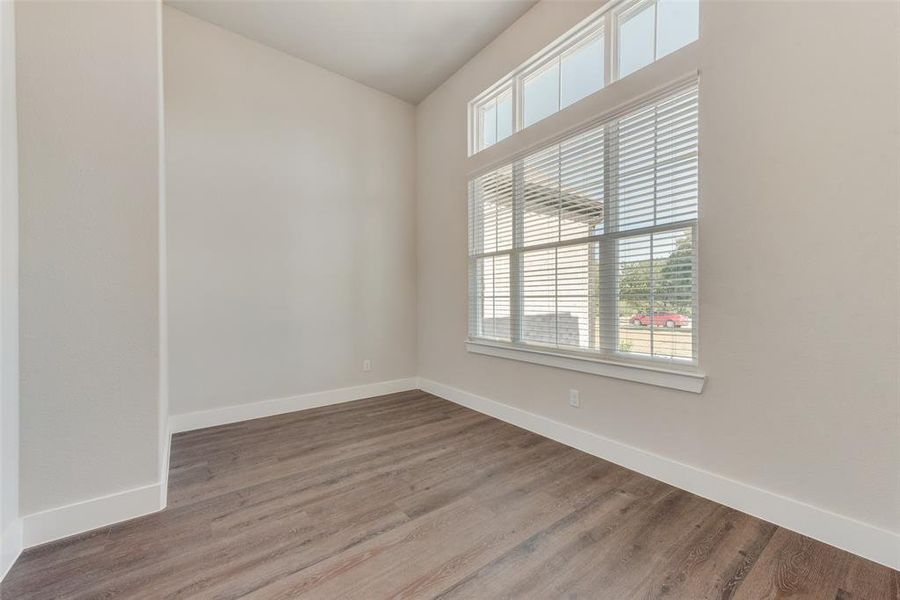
top-left (468, 83), bottom-right (699, 366)
top-left (469, 0), bottom-right (698, 155)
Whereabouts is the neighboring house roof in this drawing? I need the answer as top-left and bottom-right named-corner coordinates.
top-left (480, 174), bottom-right (604, 226)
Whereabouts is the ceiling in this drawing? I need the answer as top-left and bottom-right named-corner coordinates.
top-left (166, 0), bottom-right (538, 104)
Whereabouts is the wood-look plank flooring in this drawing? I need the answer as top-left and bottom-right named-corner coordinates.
top-left (3, 390), bottom-right (898, 599)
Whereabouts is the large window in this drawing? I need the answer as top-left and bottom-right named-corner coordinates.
top-left (468, 83), bottom-right (698, 367)
top-left (469, 0), bottom-right (698, 155)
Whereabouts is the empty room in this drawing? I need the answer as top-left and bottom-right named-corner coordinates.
top-left (0, 0), bottom-right (898, 597)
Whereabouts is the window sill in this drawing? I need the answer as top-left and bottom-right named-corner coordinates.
top-left (465, 340), bottom-right (706, 393)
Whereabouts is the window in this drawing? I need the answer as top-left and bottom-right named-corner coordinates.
top-left (561, 34), bottom-right (605, 109)
top-left (617, 0), bottom-right (700, 78)
top-left (469, 0), bottom-right (698, 155)
top-left (468, 83), bottom-right (699, 368)
top-left (523, 60), bottom-right (560, 128)
top-left (617, 1), bottom-right (655, 77)
top-left (474, 88), bottom-right (513, 150)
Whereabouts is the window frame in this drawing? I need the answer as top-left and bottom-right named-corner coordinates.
top-left (469, 0), bottom-right (698, 156)
top-left (468, 3), bottom-right (612, 155)
top-left (520, 54), bottom-right (560, 130)
top-left (467, 80), bottom-right (704, 393)
top-left (559, 29), bottom-right (607, 111)
top-left (473, 85), bottom-right (514, 151)
top-left (613, 0), bottom-right (658, 81)
top-left (466, 338), bottom-right (705, 393)
top-left (466, 0), bottom-right (702, 391)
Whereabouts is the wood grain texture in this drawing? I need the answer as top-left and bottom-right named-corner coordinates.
top-left (3, 390), bottom-right (898, 599)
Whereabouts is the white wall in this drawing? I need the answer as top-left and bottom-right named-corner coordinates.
top-left (16, 1), bottom-right (161, 516)
top-left (0, 0), bottom-right (21, 576)
top-left (163, 7), bottom-right (417, 416)
top-left (4, 0), bottom-right (897, 571)
top-left (417, 0), bottom-right (899, 557)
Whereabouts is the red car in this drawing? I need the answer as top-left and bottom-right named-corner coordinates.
top-left (630, 311), bottom-right (688, 328)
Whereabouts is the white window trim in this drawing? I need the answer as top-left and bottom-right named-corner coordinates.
top-left (467, 71), bottom-right (702, 391)
top-left (469, 0), bottom-right (614, 155)
top-left (465, 2), bottom-right (701, 391)
top-left (466, 82), bottom-right (702, 390)
top-left (466, 339), bottom-right (706, 393)
top-left (470, 0), bottom-right (697, 155)
top-left (469, 44), bottom-right (699, 178)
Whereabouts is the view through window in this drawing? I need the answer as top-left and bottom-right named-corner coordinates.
top-left (468, 83), bottom-right (699, 364)
top-left (470, 0), bottom-right (699, 155)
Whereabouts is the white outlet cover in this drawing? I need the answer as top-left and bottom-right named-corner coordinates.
top-left (568, 389), bottom-right (580, 407)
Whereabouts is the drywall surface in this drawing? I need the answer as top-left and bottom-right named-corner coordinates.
top-left (0, 0), bottom-right (20, 567)
top-left (166, 0), bottom-right (538, 104)
top-left (16, 1), bottom-right (161, 514)
top-left (416, 0), bottom-right (900, 538)
top-left (164, 7), bottom-right (417, 415)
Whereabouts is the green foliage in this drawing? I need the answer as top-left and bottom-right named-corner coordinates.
top-left (616, 234), bottom-right (694, 317)
top-left (619, 259), bottom-right (654, 316)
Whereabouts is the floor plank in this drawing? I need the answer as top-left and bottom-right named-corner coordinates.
top-left (3, 390), bottom-right (896, 599)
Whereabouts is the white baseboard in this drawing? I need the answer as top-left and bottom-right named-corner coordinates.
top-left (417, 377), bottom-right (900, 570)
top-left (0, 518), bottom-right (23, 582)
top-left (22, 482), bottom-right (163, 549)
top-left (168, 377), bottom-right (419, 434)
top-left (16, 379), bottom-right (418, 554)
top-left (14, 378), bottom-right (896, 571)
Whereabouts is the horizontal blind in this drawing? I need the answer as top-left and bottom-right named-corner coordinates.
top-left (468, 82), bottom-right (699, 364)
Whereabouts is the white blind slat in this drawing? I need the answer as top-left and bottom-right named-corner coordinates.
top-left (469, 83), bottom-right (699, 364)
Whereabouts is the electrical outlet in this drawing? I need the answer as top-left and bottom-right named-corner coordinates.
top-left (568, 389), bottom-right (580, 408)
top-left (363, 359), bottom-right (372, 372)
